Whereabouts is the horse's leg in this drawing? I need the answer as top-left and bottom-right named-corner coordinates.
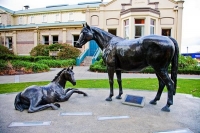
top-left (106, 66), bottom-right (115, 101)
top-left (115, 70), bottom-right (123, 99)
top-left (149, 73), bottom-right (165, 105)
top-left (28, 95), bottom-right (59, 113)
top-left (64, 88), bottom-right (73, 94)
top-left (156, 70), bottom-right (174, 112)
top-left (56, 89), bottom-right (87, 102)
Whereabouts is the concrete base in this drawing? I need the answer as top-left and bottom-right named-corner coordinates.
top-left (0, 89), bottom-right (199, 133)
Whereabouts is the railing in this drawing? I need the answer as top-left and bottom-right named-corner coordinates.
top-left (76, 48), bottom-right (89, 66)
top-left (92, 48), bottom-right (101, 64)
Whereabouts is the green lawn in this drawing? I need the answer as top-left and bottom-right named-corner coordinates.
top-left (0, 78), bottom-right (199, 97)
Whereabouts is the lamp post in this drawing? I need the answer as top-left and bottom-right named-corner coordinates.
top-left (187, 46), bottom-right (188, 53)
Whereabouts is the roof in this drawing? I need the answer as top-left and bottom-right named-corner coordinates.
top-left (0, 21), bottom-right (86, 30)
top-left (0, 1), bottom-right (107, 15)
top-left (0, 6), bottom-right (14, 14)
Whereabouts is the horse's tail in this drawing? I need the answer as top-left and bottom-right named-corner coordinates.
top-left (169, 37), bottom-right (179, 95)
top-left (14, 92), bottom-right (24, 112)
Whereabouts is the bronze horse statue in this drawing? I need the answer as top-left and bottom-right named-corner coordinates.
top-left (14, 67), bottom-right (87, 113)
top-left (75, 23), bottom-right (179, 112)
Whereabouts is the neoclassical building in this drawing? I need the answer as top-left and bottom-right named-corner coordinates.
top-left (0, 0), bottom-right (184, 55)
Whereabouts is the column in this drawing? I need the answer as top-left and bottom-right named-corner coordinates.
top-left (62, 28), bottom-right (67, 43)
top-left (33, 30), bottom-right (38, 47)
top-left (129, 17), bottom-right (134, 39)
top-left (3, 32), bottom-right (6, 46)
top-left (157, 18), bottom-right (160, 35)
top-left (177, 0), bottom-right (184, 50)
top-left (99, 6), bottom-right (104, 29)
top-left (145, 16), bottom-right (150, 35)
top-left (12, 31), bottom-right (17, 54)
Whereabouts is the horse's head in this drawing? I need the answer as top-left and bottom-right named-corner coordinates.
top-left (75, 23), bottom-right (93, 48)
top-left (64, 66), bottom-right (76, 86)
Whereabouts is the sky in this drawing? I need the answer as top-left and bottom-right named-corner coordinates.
top-left (0, 0), bottom-right (200, 53)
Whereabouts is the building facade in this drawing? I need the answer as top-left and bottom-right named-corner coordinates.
top-left (0, 0), bottom-right (184, 55)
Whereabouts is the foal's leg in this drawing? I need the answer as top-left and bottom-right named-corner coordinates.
top-left (106, 66), bottom-right (115, 101)
top-left (115, 70), bottom-right (123, 99)
top-left (28, 95), bottom-right (59, 113)
top-left (156, 70), bottom-right (174, 112)
top-left (64, 88), bottom-right (73, 94)
top-left (56, 89), bottom-right (87, 102)
top-left (149, 73), bottom-right (165, 105)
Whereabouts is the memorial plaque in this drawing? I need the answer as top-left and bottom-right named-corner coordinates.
top-left (98, 116), bottom-right (130, 121)
top-left (15, 75), bottom-right (20, 83)
top-left (8, 121), bottom-right (51, 127)
top-left (122, 94), bottom-right (145, 107)
top-left (60, 112), bottom-right (93, 116)
top-left (154, 128), bottom-right (194, 133)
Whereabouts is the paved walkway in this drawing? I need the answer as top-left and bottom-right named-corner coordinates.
top-left (0, 66), bottom-right (200, 133)
top-left (0, 66), bottom-right (200, 84)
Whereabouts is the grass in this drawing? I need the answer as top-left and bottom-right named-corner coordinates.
top-left (0, 78), bottom-right (199, 97)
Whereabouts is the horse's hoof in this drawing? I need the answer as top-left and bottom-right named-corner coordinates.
top-left (105, 97), bottom-right (112, 101)
top-left (149, 100), bottom-right (157, 105)
top-left (161, 106), bottom-right (170, 112)
top-left (54, 103), bottom-right (60, 108)
top-left (51, 103), bottom-right (59, 110)
top-left (116, 95), bottom-right (122, 99)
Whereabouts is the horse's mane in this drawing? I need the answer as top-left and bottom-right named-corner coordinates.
top-left (91, 27), bottom-right (115, 38)
top-left (51, 68), bottom-right (66, 82)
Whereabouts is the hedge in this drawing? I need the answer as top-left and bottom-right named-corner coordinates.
top-left (36, 59), bottom-right (75, 68)
top-left (90, 55), bottom-right (200, 75)
top-left (0, 54), bottom-right (52, 62)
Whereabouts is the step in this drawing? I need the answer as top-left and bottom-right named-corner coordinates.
top-left (83, 56), bottom-right (93, 66)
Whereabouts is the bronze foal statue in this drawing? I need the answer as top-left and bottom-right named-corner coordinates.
top-left (14, 67), bottom-right (87, 113)
top-left (75, 23), bottom-right (179, 112)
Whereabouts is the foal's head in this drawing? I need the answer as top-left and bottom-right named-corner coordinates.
top-left (63, 66), bottom-right (76, 86)
top-left (75, 23), bottom-right (93, 48)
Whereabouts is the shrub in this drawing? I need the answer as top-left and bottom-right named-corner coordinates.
top-left (48, 43), bottom-right (64, 51)
top-left (0, 45), bottom-right (14, 55)
top-left (57, 44), bottom-right (81, 59)
top-left (30, 43), bottom-right (81, 59)
top-left (32, 63), bottom-right (50, 72)
top-left (90, 59), bottom-right (107, 72)
top-left (30, 44), bottom-right (49, 56)
top-left (0, 60), bottom-right (7, 70)
top-left (179, 55), bottom-right (198, 69)
top-left (37, 59), bottom-right (75, 68)
top-left (11, 60), bottom-right (49, 73)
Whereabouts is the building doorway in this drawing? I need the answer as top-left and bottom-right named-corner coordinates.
top-left (43, 36), bottom-right (49, 45)
top-left (162, 29), bottom-right (171, 36)
top-left (73, 35), bottom-right (79, 47)
top-left (108, 29), bottom-right (117, 36)
top-left (6, 37), bottom-right (12, 50)
top-left (52, 35), bottom-right (58, 44)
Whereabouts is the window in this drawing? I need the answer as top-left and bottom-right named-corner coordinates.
top-left (150, 19), bottom-right (155, 34)
top-left (43, 15), bottom-right (47, 23)
top-left (6, 37), bottom-right (12, 50)
top-left (162, 29), bottom-right (171, 36)
top-left (52, 35), bottom-right (58, 44)
top-left (135, 19), bottom-right (145, 38)
top-left (69, 13), bottom-right (74, 21)
top-left (55, 14), bottom-right (59, 22)
top-left (108, 29), bottom-right (117, 36)
top-left (73, 35), bottom-right (79, 47)
top-left (19, 17), bottom-right (23, 25)
top-left (30, 16), bottom-right (34, 24)
top-left (124, 19), bottom-right (129, 39)
top-left (43, 36), bottom-right (49, 45)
